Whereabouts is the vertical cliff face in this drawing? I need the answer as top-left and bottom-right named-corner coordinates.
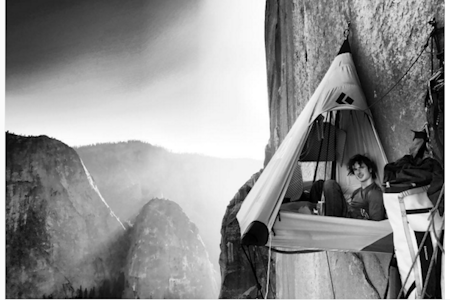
top-left (76, 141), bottom-right (262, 285)
top-left (219, 171), bottom-right (276, 299)
top-left (6, 133), bottom-right (125, 298)
top-left (122, 198), bottom-right (218, 299)
top-left (263, 0), bottom-right (444, 298)
top-left (266, 0), bottom-right (444, 163)
top-left (221, 0), bottom-right (444, 298)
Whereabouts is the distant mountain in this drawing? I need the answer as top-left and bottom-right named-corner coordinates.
top-left (5, 133), bottom-right (126, 298)
top-left (123, 198), bottom-right (218, 298)
top-left (75, 141), bottom-right (262, 283)
top-left (6, 133), bottom-right (227, 298)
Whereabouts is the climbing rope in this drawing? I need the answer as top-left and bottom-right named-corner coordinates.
top-left (325, 252), bottom-right (336, 298)
top-left (241, 244), bottom-right (264, 299)
top-left (255, 247), bottom-right (275, 299)
top-left (366, 25), bottom-right (435, 111)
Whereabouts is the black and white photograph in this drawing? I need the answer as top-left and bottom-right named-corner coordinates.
top-left (4, 1), bottom-right (445, 299)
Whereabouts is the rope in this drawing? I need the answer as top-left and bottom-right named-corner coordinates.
top-left (429, 185), bottom-right (445, 253)
top-left (398, 194), bottom-right (423, 296)
top-left (256, 247), bottom-right (275, 299)
top-left (419, 186), bottom-right (445, 298)
top-left (241, 244), bottom-right (264, 299)
top-left (264, 234), bottom-right (272, 299)
top-left (326, 252), bottom-right (336, 298)
top-left (366, 29), bottom-right (434, 111)
top-left (420, 216), bottom-right (445, 298)
top-left (430, 22), bottom-right (434, 76)
top-left (429, 185), bottom-right (444, 221)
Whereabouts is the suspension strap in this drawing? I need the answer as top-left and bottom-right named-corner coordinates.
top-left (324, 112), bottom-right (332, 180)
top-left (313, 112), bottom-right (332, 183)
top-left (313, 118), bottom-right (325, 182)
top-left (331, 111), bottom-right (339, 179)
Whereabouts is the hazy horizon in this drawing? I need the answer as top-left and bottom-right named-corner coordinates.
top-left (6, 0), bottom-right (269, 160)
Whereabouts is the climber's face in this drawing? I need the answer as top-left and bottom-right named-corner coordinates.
top-left (351, 162), bottom-right (372, 184)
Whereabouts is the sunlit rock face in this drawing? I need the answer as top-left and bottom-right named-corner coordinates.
top-left (76, 141), bottom-right (261, 289)
top-left (122, 198), bottom-right (217, 299)
top-left (6, 133), bottom-right (126, 298)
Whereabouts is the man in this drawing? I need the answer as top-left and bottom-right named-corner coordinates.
top-left (345, 154), bottom-right (385, 221)
top-left (310, 154), bottom-right (386, 221)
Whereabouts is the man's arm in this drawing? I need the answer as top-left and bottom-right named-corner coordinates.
top-left (367, 189), bottom-right (386, 221)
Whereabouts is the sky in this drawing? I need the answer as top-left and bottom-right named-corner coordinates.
top-left (5, 0), bottom-right (269, 160)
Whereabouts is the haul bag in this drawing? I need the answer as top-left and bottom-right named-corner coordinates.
top-left (383, 186), bottom-right (444, 299)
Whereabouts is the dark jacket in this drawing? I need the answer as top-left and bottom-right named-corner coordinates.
top-left (384, 155), bottom-right (444, 215)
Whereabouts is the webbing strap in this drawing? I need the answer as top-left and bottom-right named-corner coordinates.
top-left (324, 113), bottom-right (332, 180)
top-left (399, 185), bottom-right (429, 198)
top-left (313, 120), bottom-right (325, 182)
top-left (406, 208), bottom-right (433, 215)
top-left (398, 195), bottom-right (422, 297)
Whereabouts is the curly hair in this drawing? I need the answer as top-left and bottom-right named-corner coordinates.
top-left (346, 154), bottom-right (377, 179)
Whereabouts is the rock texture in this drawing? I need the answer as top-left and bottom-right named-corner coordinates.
top-left (266, 0), bottom-right (444, 162)
top-left (6, 133), bottom-right (126, 298)
top-left (219, 171), bottom-right (276, 299)
top-left (265, 0), bottom-right (444, 298)
top-left (122, 198), bottom-right (218, 299)
top-left (276, 252), bottom-right (390, 298)
top-left (76, 141), bottom-right (262, 289)
top-left (221, 0), bottom-right (444, 298)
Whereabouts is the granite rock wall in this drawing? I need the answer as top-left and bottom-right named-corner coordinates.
top-left (122, 198), bottom-right (218, 299)
top-left (6, 133), bottom-right (125, 298)
top-left (264, 0), bottom-right (444, 298)
top-left (220, 0), bottom-right (444, 298)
